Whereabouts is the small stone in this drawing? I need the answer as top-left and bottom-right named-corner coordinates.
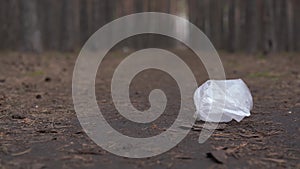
top-left (11, 113), bottom-right (26, 119)
top-left (36, 94), bottom-right (42, 99)
top-left (44, 77), bottom-right (51, 82)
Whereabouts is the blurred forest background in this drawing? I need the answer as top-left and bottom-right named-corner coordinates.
top-left (0, 0), bottom-right (299, 54)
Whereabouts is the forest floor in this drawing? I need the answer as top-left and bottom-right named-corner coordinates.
top-left (0, 50), bottom-right (299, 169)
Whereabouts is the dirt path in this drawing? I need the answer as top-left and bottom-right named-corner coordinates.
top-left (0, 51), bottom-right (299, 169)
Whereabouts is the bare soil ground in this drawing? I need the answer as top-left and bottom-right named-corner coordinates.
top-left (0, 50), bottom-right (299, 169)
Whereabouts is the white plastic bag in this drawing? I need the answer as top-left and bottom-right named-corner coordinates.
top-left (194, 79), bottom-right (253, 122)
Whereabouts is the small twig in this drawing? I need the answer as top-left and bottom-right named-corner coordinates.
top-left (51, 117), bottom-right (54, 128)
top-left (0, 114), bottom-right (7, 119)
top-left (11, 148), bottom-right (31, 156)
top-left (262, 158), bottom-right (286, 163)
top-left (29, 119), bottom-right (37, 126)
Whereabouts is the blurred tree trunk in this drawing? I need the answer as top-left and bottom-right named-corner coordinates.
top-left (38, 0), bottom-right (62, 50)
top-left (262, 0), bottom-right (277, 54)
top-left (294, 0), bottom-right (300, 51)
top-left (221, 1), bottom-right (230, 51)
top-left (0, 0), bottom-right (300, 52)
top-left (245, 0), bottom-right (259, 53)
top-left (240, 2), bottom-right (248, 51)
top-left (203, 0), bottom-right (210, 39)
top-left (20, 0), bottom-right (42, 52)
top-left (287, 0), bottom-right (294, 51)
top-left (274, 0), bottom-right (286, 52)
top-left (188, 0), bottom-right (205, 31)
top-left (134, 0), bottom-right (145, 49)
top-left (228, 0), bottom-right (235, 52)
top-left (147, 0), bottom-right (157, 48)
top-left (209, 0), bottom-right (222, 49)
top-left (116, 0), bottom-right (135, 49)
top-left (0, 0), bottom-right (9, 50)
top-left (60, 0), bottom-right (80, 52)
top-left (93, 0), bottom-right (109, 30)
top-left (80, 0), bottom-right (94, 46)
top-left (188, 0), bottom-right (206, 51)
top-left (228, 0), bottom-right (244, 52)
top-left (0, 0), bottom-right (7, 50)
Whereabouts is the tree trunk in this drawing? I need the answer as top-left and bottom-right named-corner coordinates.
top-left (79, 0), bottom-right (94, 46)
top-left (262, 0), bottom-right (277, 54)
top-left (209, 0), bottom-right (222, 49)
top-left (287, 0), bottom-right (294, 51)
top-left (294, 0), bottom-right (300, 51)
top-left (228, 0), bottom-right (235, 52)
top-left (60, 0), bottom-right (80, 52)
top-left (245, 0), bottom-right (259, 54)
top-left (20, 0), bottom-right (42, 52)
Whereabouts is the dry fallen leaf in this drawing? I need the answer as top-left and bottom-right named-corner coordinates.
top-left (22, 118), bottom-right (33, 124)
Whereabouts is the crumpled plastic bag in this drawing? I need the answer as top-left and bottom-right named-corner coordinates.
top-left (194, 79), bottom-right (253, 122)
